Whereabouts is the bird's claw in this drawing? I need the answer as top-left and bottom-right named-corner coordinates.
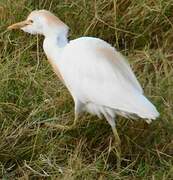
top-left (41, 122), bottom-right (76, 131)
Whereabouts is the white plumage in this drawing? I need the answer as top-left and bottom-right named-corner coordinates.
top-left (8, 10), bottom-right (159, 138)
top-left (43, 34), bottom-right (159, 128)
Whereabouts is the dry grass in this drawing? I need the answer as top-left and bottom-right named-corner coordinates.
top-left (0, 0), bottom-right (173, 179)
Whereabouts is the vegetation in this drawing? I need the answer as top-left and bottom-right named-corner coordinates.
top-left (0, 0), bottom-right (173, 179)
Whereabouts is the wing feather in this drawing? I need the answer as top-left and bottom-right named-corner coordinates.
top-left (58, 37), bottom-right (159, 119)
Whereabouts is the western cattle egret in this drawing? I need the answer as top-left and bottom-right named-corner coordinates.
top-left (8, 10), bottom-right (159, 150)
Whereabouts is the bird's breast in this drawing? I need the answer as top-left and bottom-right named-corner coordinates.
top-left (43, 38), bottom-right (65, 83)
top-left (46, 56), bottom-right (64, 82)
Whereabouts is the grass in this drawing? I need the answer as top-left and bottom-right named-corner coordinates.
top-left (0, 0), bottom-right (173, 179)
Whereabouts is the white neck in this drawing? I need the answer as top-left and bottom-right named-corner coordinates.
top-left (43, 31), bottom-right (68, 61)
top-left (56, 33), bottom-right (68, 48)
top-left (45, 31), bottom-right (68, 47)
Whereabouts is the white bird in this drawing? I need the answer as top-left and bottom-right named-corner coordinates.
top-left (8, 10), bottom-right (159, 146)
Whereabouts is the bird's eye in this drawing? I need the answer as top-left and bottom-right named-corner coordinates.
top-left (27, 19), bottom-right (34, 25)
top-left (29, 20), bottom-right (34, 24)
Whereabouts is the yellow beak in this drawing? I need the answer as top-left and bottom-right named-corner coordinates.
top-left (7, 20), bottom-right (32, 30)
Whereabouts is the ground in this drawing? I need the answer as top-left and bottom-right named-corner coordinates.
top-left (0, 0), bottom-right (173, 179)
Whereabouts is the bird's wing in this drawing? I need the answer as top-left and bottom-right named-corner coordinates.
top-left (59, 37), bottom-right (158, 119)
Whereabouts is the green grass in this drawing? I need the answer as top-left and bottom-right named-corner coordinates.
top-left (0, 0), bottom-right (173, 179)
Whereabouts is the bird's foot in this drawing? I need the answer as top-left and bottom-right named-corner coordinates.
top-left (40, 117), bottom-right (78, 131)
top-left (41, 122), bottom-right (76, 131)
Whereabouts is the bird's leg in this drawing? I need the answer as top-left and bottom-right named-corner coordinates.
top-left (73, 113), bottom-right (78, 127)
top-left (106, 115), bottom-right (121, 170)
top-left (112, 126), bottom-right (121, 147)
top-left (72, 99), bottom-right (83, 126)
top-left (111, 125), bottom-right (121, 170)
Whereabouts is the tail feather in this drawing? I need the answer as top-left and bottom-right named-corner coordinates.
top-left (134, 95), bottom-right (159, 120)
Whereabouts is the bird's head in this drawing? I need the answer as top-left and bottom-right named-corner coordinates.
top-left (8, 10), bottom-right (69, 37)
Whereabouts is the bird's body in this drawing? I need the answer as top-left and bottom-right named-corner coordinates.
top-left (43, 36), bottom-right (159, 127)
top-left (8, 10), bottom-right (159, 147)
